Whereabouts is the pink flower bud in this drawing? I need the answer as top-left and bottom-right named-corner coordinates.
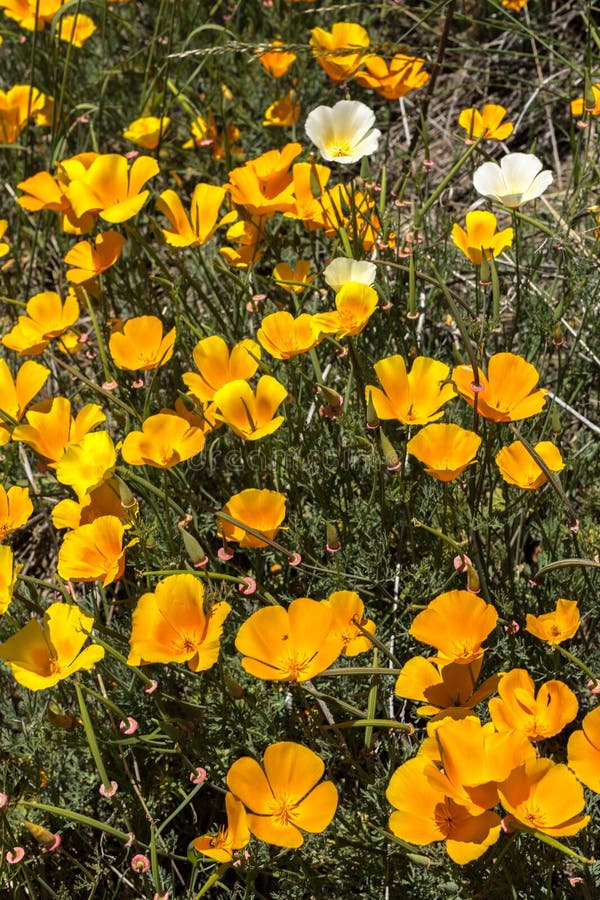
top-left (131, 854), bottom-right (151, 873)
top-left (99, 781), bottom-right (118, 798)
top-left (190, 767), bottom-right (207, 785)
top-left (119, 717), bottom-right (139, 735)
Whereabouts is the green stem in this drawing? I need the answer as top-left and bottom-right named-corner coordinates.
top-left (555, 645), bottom-right (600, 687)
top-left (74, 683), bottom-right (113, 792)
top-left (193, 863), bottom-right (231, 899)
top-left (507, 820), bottom-right (593, 864)
top-left (19, 800), bottom-right (132, 844)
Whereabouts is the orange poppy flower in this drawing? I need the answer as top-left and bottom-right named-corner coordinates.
top-left (567, 706), bottom-right (600, 793)
top-left (55, 431), bottom-right (117, 501)
top-left (192, 792), bottom-right (249, 862)
top-left (263, 91), bottom-right (300, 127)
top-left (227, 144), bottom-right (301, 217)
top-left (64, 231), bottom-right (126, 283)
top-left (217, 488), bottom-right (286, 548)
top-left (321, 590), bottom-right (376, 656)
top-left (0, 358), bottom-right (50, 443)
top-left (386, 756), bottom-right (501, 865)
top-left (410, 590), bottom-right (498, 665)
top-left (2, 290), bottom-right (80, 356)
top-left (366, 356), bottom-right (455, 425)
top-left (257, 311), bottom-right (319, 359)
top-left (182, 336), bottom-right (260, 404)
top-left (407, 423), bottom-right (481, 481)
top-left (227, 742), bottom-right (338, 848)
top-left (353, 53), bottom-right (429, 100)
top-left (57, 515), bottom-right (134, 586)
top-left (0, 485), bottom-right (33, 541)
top-left (235, 597), bottom-right (343, 682)
top-left (309, 22), bottom-right (370, 82)
top-left (109, 315), bottom-right (175, 371)
top-left (156, 183), bottom-right (231, 247)
top-left (0, 544), bottom-right (21, 614)
top-left (571, 83), bottom-right (600, 117)
top-left (525, 598), bottom-right (580, 646)
top-left (488, 668), bottom-right (578, 741)
top-left (127, 574), bottom-right (230, 672)
top-left (121, 413), bottom-right (206, 468)
top-left (394, 656), bottom-right (501, 717)
top-left (495, 440), bottom-right (564, 489)
top-left (12, 398), bottom-right (105, 465)
top-left (257, 41), bottom-right (296, 78)
top-left (452, 353), bottom-right (547, 422)
top-left (499, 758), bottom-right (589, 837)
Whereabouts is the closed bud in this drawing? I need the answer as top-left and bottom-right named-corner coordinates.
top-left (326, 521), bottom-right (341, 552)
top-left (466, 562), bottom-right (480, 593)
top-left (179, 527), bottom-right (208, 567)
top-left (366, 392), bottom-right (379, 429)
top-left (380, 432), bottom-right (401, 470)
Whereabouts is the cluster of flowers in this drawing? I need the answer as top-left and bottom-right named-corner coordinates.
top-left (0, 1), bottom-right (598, 879)
top-left (388, 591), bottom-right (600, 862)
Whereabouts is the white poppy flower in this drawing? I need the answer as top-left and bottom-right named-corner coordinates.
top-left (324, 257), bottom-right (377, 292)
top-left (304, 100), bottom-right (381, 165)
top-left (473, 153), bottom-right (553, 208)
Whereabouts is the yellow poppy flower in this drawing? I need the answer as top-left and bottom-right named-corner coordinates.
top-left (571, 83), bottom-right (600, 117)
top-left (57, 515), bottom-right (133, 586)
top-left (227, 742), bottom-right (338, 848)
top-left (182, 336), bottom-right (260, 404)
top-left (353, 53), bottom-right (429, 100)
top-left (0, 544), bottom-right (21, 614)
top-left (235, 597), bottom-right (343, 682)
top-left (452, 353), bottom-right (547, 422)
top-left (56, 12), bottom-right (96, 47)
top-left (263, 92), bottom-right (300, 127)
top-left (121, 413), bottom-right (206, 468)
top-left (2, 290), bottom-right (80, 356)
top-left (366, 355), bottom-right (455, 425)
top-left (285, 161), bottom-right (331, 229)
top-left (0, 219), bottom-right (9, 258)
top-left (64, 231), bottom-right (126, 284)
top-left (394, 656), bottom-right (501, 717)
top-left (451, 211), bottom-right (513, 265)
top-left (0, 359), bottom-right (50, 444)
top-left (192, 792), bottom-right (249, 862)
top-left (501, 0), bottom-right (529, 11)
top-left (156, 183), bottom-right (231, 247)
top-left (123, 115), bottom-right (170, 149)
top-left (272, 260), bottom-right (313, 294)
top-left (321, 590), bottom-right (376, 656)
top-left (386, 756), bottom-right (501, 865)
top-left (309, 22), bottom-right (370, 82)
top-left (0, 84), bottom-right (48, 142)
top-left (127, 574), bottom-right (230, 672)
top-left (0, 0), bottom-right (61, 30)
top-left (52, 478), bottom-right (129, 530)
top-left (257, 311), bottom-right (319, 360)
top-left (499, 758), bottom-right (589, 837)
top-left (217, 488), bottom-right (286, 548)
top-left (525, 598), bottom-right (580, 646)
top-left (65, 153), bottom-right (159, 224)
top-left (567, 707), bottom-right (600, 793)
top-left (213, 376), bottom-right (287, 441)
top-left (495, 440), bottom-right (564, 489)
top-left (109, 315), bottom-right (175, 371)
top-left (489, 669), bottom-right (578, 741)
top-left (257, 41), bottom-right (296, 78)
top-left (0, 603), bottom-right (104, 690)
top-left (458, 104), bottom-right (514, 141)
top-left (0, 485), bottom-right (33, 541)
top-left (407, 423), bottom-right (481, 481)
top-left (55, 431), bottom-right (117, 501)
top-left (313, 282), bottom-right (378, 339)
top-left (12, 398), bottom-right (105, 465)
top-left (410, 590), bottom-right (498, 665)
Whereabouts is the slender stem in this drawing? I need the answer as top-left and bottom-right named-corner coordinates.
top-left (75, 682), bottom-right (113, 792)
